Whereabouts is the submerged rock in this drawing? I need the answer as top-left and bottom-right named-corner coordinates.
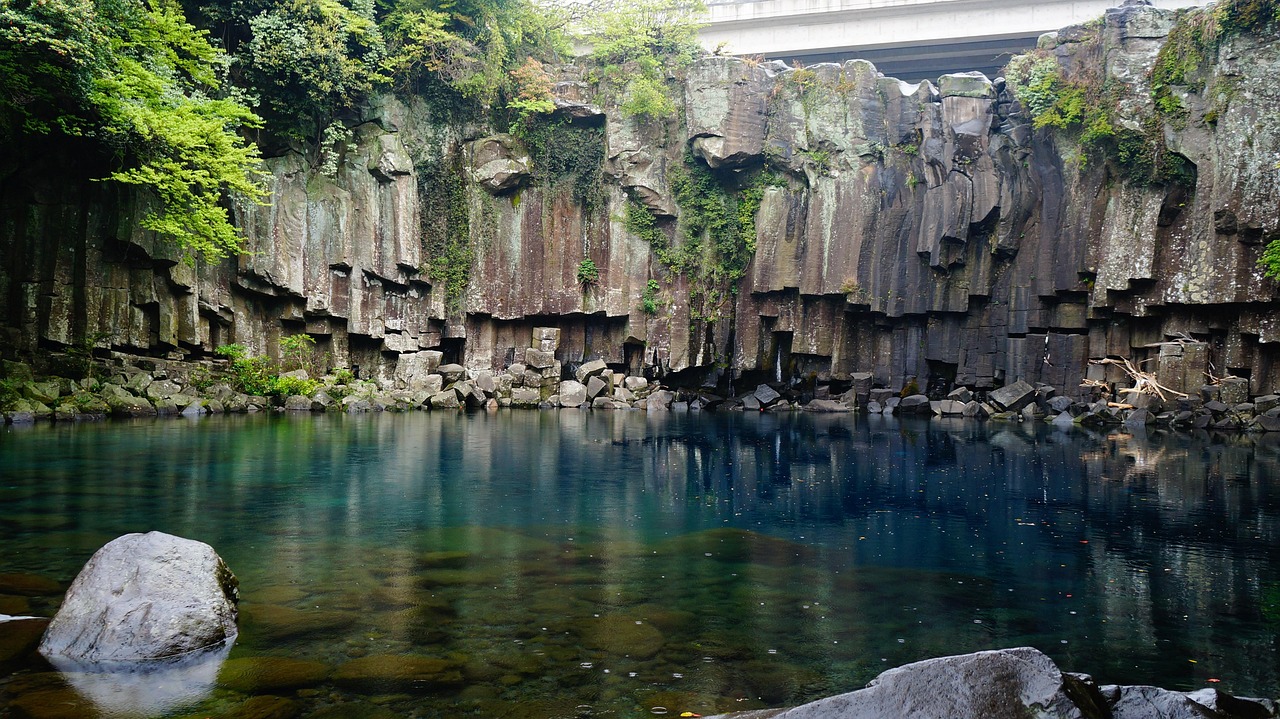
top-left (39, 531), bottom-right (239, 662)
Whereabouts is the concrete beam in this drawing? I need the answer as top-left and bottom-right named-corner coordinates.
top-left (699, 0), bottom-right (1211, 63)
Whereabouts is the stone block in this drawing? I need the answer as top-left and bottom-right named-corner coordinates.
top-left (525, 347), bottom-right (555, 370)
top-left (586, 375), bottom-right (608, 399)
top-left (575, 359), bottom-right (608, 384)
top-left (559, 381), bottom-right (588, 408)
top-left (1220, 377), bottom-right (1249, 405)
top-left (988, 380), bottom-right (1035, 412)
top-left (754, 384), bottom-right (782, 406)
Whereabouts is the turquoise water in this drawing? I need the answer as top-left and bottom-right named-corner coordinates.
top-left (1, 412), bottom-right (1278, 717)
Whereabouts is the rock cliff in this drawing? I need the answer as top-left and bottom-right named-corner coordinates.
top-left (2, 0), bottom-right (1278, 399)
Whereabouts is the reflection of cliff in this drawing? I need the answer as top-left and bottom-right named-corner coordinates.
top-left (3, 3), bottom-right (1279, 396)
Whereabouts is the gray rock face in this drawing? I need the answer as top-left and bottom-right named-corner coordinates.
top-left (558, 380), bottom-right (588, 408)
top-left (39, 532), bottom-right (238, 663)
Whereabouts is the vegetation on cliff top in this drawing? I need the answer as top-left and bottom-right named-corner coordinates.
top-left (1, 0), bottom-right (266, 260)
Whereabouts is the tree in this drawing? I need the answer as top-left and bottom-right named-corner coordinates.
top-left (0, 0), bottom-right (266, 260)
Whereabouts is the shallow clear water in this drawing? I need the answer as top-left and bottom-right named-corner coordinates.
top-left (1, 411), bottom-right (1278, 718)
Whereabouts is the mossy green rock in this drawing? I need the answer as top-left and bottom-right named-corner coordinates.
top-left (331, 655), bottom-right (464, 692)
top-left (218, 695), bottom-right (300, 719)
top-left (239, 604), bottom-right (357, 643)
top-left (0, 572), bottom-right (63, 596)
top-left (580, 615), bottom-right (665, 659)
top-left (307, 702), bottom-right (401, 719)
top-left (218, 656), bottom-right (331, 693)
top-left (0, 618), bottom-right (48, 663)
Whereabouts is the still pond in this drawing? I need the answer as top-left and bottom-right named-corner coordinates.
top-left (0, 411), bottom-right (1277, 717)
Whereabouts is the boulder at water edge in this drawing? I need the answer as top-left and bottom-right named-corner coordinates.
top-left (709, 647), bottom-right (1277, 719)
top-left (39, 531), bottom-right (239, 662)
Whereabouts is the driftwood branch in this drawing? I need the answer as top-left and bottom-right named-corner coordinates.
top-left (1088, 357), bottom-right (1188, 402)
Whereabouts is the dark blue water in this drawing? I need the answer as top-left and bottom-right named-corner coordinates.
top-left (1, 412), bottom-right (1277, 718)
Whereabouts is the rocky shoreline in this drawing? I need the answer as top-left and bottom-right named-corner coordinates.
top-left (6, 323), bottom-right (1280, 431)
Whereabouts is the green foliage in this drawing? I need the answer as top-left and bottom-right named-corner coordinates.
top-left (280, 332), bottom-right (316, 371)
top-left (418, 154), bottom-right (473, 311)
top-left (333, 368), bottom-right (356, 384)
top-left (506, 57), bottom-right (555, 127)
top-left (583, 0), bottom-right (706, 119)
top-left (217, 342), bottom-right (319, 397)
top-left (633, 155), bottom-right (778, 320)
top-left (1005, 52), bottom-right (1092, 131)
top-left (517, 118), bottom-right (606, 213)
top-left (380, 0), bottom-right (569, 112)
top-left (1, 0), bottom-right (266, 261)
top-left (1259, 237), bottom-right (1280, 281)
top-left (270, 373), bottom-right (319, 397)
top-left (215, 343), bottom-right (249, 359)
top-left (226, 354), bottom-right (276, 396)
top-left (641, 278), bottom-right (660, 314)
top-left (0, 379), bottom-right (21, 411)
top-left (576, 259), bottom-right (599, 286)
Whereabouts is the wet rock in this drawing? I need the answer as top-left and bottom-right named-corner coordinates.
top-left (647, 389), bottom-right (674, 411)
top-left (585, 375), bottom-right (608, 400)
top-left (707, 647), bottom-right (1093, 719)
top-left (1185, 688), bottom-right (1278, 717)
top-left (754, 384), bottom-right (782, 406)
top-left (1125, 408), bottom-right (1155, 426)
top-left (1104, 684), bottom-right (1220, 719)
top-left (332, 654), bottom-right (464, 692)
top-left (933, 399), bottom-right (966, 416)
top-left (437, 364), bottom-right (466, 384)
top-left (218, 656), bottom-right (330, 693)
top-left (1219, 377), bottom-right (1250, 406)
top-left (1047, 396), bottom-right (1074, 413)
top-left (947, 387), bottom-right (973, 403)
top-left (802, 399), bottom-right (849, 413)
top-left (39, 532), bottom-right (238, 662)
top-left (897, 394), bottom-right (932, 416)
top-left (507, 387), bottom-right (539, 407)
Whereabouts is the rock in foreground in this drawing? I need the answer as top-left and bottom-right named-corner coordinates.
top-left (39, 531), bottom-right (238, 662)
top-left (709, 647), bottom-right (1276, 719)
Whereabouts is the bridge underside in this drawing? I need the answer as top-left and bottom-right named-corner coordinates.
top-left (760, 35), bottom-right (1040, 82)
top-left (698, 0), bottom-right (1208, 82)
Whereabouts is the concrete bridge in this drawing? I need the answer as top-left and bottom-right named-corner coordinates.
top-left (698, 0), bottom-right (1212, 81)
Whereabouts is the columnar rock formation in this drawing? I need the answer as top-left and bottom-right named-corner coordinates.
top-left (2, 1), bottom-right (1277, 398)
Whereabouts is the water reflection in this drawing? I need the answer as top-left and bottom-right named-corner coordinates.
top-left (44, 640), bottom-right (233, 718)
top-left (0, 412), bottom-right (1278, 717)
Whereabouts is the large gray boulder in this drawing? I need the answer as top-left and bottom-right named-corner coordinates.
top-left (39, 532), bottom-right (238, 663)
top-left (709, 648), bottom-right (1091, 719)
top-left (710, 648), bottom-right (1278, 719)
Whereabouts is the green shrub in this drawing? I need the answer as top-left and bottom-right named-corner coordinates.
top-left (641, 279), bottom-right (661, 314)
top-left (269, 375), bottom-right (318, 398)
top-left (576, 259), bottom-right (600, 286)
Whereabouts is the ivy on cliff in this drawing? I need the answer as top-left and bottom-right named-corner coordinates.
top-left (628, 155), bottom-right (779, 321)
top-left (0, 0), bottom-right (266, 260)
top-left (418, 153), bottom-right (472, 311)
top-left (1004, 32), bottom-right (1193, 187)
